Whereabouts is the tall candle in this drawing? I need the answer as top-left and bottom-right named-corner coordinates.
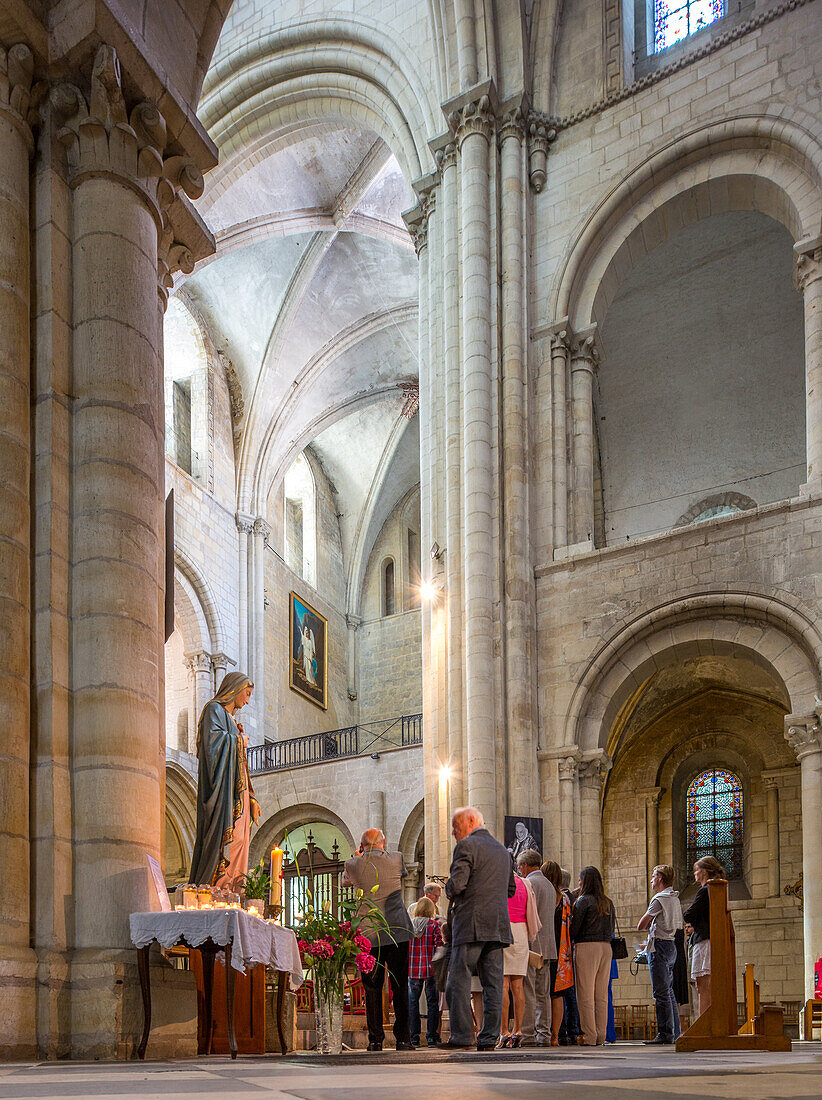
top-left (270, 847), bottom-right (284, 907)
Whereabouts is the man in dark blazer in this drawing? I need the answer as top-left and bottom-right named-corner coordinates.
top-left (342, 828), bottom-right (415, 1051)
top-left (444, 807), bottom-right (516, 1049)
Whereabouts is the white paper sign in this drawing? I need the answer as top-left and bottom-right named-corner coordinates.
top-left (146, 853), bottom-right (172, 912)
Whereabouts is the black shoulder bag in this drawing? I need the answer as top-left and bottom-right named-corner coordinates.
top-left (611, 905), bottom-right (628, 960)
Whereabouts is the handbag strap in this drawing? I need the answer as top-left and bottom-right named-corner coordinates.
top-left (611, 903), bottom-right (620, 938)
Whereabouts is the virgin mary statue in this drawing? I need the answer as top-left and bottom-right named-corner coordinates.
top-left (189, 672), bottom-right (261, 889)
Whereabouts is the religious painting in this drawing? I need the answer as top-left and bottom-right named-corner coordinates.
top-left (289, 592), bottom-right (327, 710)
top-left (504, 815), bottom-right (544, 861)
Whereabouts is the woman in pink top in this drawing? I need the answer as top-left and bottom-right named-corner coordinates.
top-left (498, 871), bottom-right (541, 1047)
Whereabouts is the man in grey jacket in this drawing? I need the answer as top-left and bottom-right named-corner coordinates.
top-left (343, 828), bottom-right (415, 1051)
top-left (444, 807), bottom-right (516, 1050)
top-left (518, 849), bottom-right (557, 1045)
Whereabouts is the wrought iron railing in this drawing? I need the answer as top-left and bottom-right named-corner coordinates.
top-left (246, 712), bottom-right (422, 775)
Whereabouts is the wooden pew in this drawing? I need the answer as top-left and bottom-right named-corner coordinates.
top-left (675, 879), bottom-right (790, 1052)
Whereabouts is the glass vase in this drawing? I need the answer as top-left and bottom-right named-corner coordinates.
top-left (314, 980), bottom-right (344, 1055)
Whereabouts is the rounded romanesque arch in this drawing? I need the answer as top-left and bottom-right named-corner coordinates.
top-left (249, 803), bottom-right (357, 869)
top-left (164, 762), bottom-right (198, 885)
top-left (551, 114), bottom-right (822, 331)
top-left (567, 590), bottom-right (822, 753)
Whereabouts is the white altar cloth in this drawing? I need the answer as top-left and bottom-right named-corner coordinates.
top-left (129, 909), bottom-right (303, 985)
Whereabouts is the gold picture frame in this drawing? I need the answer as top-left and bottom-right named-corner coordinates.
top-left (289, 591), bottom-right (328, 710)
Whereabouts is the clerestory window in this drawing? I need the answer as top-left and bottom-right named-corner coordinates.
top-left (652, 0), bottom-right (724, 53)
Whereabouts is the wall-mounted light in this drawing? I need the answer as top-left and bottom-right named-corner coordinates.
top-left (439, 765), bottom-right (451, 783)
top-left (420, 581), bottom-right (438, 602)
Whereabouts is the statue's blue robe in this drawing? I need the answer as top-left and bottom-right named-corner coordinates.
top-left (189, 701), bottom-right (243, 885)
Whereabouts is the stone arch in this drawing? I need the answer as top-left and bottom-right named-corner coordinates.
top-left (674, 492), bottom-right (758, 527)
top-left (567, 591), bottom-right (822, 753)
top-left (398, 798), bottom-right (426, 869)
top-left (198, 18), bottom-right (437, 191)
top-left (164, 762), bottom-right (198, 883)
top-left (173, 545), bottom-right (225, 654)
top-left (551, 114), bottom-right (822, 330)
top-left (250, 803), bottom-right (356, 868)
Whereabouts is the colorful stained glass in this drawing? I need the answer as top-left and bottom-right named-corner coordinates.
top-left (686, 767), bottom-right (743, 879)
top-left (653, 0), bottom-right (724, 52)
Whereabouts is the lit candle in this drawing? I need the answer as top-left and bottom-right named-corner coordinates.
top-left (174, 905), bottom-right (185, 912)
top-left (247, 904), bottom-right (260, 918)
top-left (270, 847), bottom-right (284, 908)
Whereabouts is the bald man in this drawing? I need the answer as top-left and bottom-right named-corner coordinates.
top-left (343, 828), bottom-right (415, 1051)
top-left (443, 808), bottom-right (516, 1050)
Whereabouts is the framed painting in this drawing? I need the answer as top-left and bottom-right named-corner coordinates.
top-left (504, 815), bottom-right (544, 861)
top-left (289, 592), bottom-right (328, 710)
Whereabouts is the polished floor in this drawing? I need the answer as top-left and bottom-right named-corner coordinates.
top-left (2, 1044), bottom-right (821, 1100)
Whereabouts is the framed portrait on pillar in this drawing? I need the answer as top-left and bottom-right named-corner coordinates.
top-left (289, 592), bottom-right (328, 710)
top-left (504, 815), bottom-right (544, 861)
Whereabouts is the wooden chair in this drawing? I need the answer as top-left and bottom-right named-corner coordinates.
top-left (347, 977), bottom-right (367, 1015)
top-left (629, 1004), bottom-right (650, 1040)
top-left (780, 1001), bottom-right (801, 1040)
top-left (803, 999), bottom-right (822, 1040)
top-left (613, 1004), bottom-right (629, 1040)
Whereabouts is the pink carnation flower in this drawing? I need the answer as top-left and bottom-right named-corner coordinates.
top-left (354, 933), bottom-right (371, 952)
top-left (355, 951), bottom-right (376, 974)
top-left (339, 920), bottom-right (351, 933)
top-left (297, 940), bottom-right (308, 954)
top-left (309, 938), bottom-right (335, 959)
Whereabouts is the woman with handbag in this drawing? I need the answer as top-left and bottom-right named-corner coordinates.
top-left (497, 870), bottom-right (542, 1047)
top-left (541, 860), bottom-right (574, 1046)
top-left (571, 866), bottom-right (617, 1046)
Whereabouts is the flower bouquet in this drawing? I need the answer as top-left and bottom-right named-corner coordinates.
top-left (292, 891), bottom-right (386, 1054)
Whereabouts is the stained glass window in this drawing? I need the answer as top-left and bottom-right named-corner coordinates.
top-left (653, 0), bottom-right (724, 53)
top-left (686, 768), bottom-right (743, 879)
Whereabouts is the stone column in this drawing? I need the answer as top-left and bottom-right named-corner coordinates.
top-left (570, 331), bottom-right (600, 547)
top-left (454, 0), bottom-right (478, 87)
top-left (763, 774), bottom-right (780, 898)
top-left (558, 755), bottom-right (579, 874)
top-left (183, 651), bottom-right (213, 753)
top-left (346, 614), bottom-right (361, 701)
top-left (54, 45), bottom-right (207, 1057)
top-left (211, 651), bottom-right (234, 692)
top-left (454, 93), bottom-right (497, 830)
top-left (550, 328), bottom-right (570, 551)
top-left (785, 711), bottom-right (822, 999)
top-left (642, 788), bottom-right (662, 901)
top-left (250, 516), bottom-right (270, 742)
top-left (439, 140), bottom-right (465, 809)
top-left (578, 752), bottom-right (611, 871)
top-left (0, 40), bottom-right (37, 1059)
top-left (499, 104), bottom-right (536, 816)
top-left (369, 790), bottom-right (386, 835)
top-left (236, 514), bottom-right (254, 672)
top-left (795, 237), bottom-right (822, 492)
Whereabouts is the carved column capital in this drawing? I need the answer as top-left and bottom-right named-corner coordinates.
top-left (0, 43), bottom-right (35, 153)
top-left (763, 774), bottom-right (780, 792)
top-left (51, 45), bottom-right (208, 306)
top-left (450, 94), bottom-right (494, 148)
top-left (526, 112), bottom-right (557, 193)
top-left (794, 236), bottom-right (822, 293)
top-left (253, 516), bottom-right (271, 544)
top-left (579, 751), bottom-right (612, 789)
top-left (784, 711), bottom-right (822, 760)
top-left (436, 140), bottom-right (457, 174)
top-left (210, 651), bottom-right (235, 674)
top-left (557, 755), bottom-right (579, 781)
top-left (184, 650), bottom-right (212, 675)
top-left (498, 105), bottom-right (526, 146)
top-left (236, 512), bottom-right (255, 536)
top-left (570, 327), bottom-right (601, 374)
top-left (641, 786), bottom-right (663, 808)
top-left (345, 613), bottom-right (362, 631)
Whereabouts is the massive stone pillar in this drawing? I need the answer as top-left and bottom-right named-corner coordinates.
top-left (795, 238), bottom-right (822, 492)
top-left (455, 93), bottom-right (497, 830)
top-left (0, 41), bottom-right (37, 1059)
top-left (569, 331), bottom-right (600, 547)
top-left (54, 45), bottom-right (210, 1057)
top-left (499, 104), bottom-right (536, 817)
top-left (785, 712), bottom-right (822, 1000)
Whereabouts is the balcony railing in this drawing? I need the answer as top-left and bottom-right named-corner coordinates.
top-left (246, 712), bottom-right (422, 775)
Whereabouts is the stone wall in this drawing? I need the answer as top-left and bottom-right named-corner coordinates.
top-left (358, 611), bottom-right (423, 722)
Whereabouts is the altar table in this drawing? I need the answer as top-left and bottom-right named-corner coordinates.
top-left (129, 910), bottom-right (303, 1059)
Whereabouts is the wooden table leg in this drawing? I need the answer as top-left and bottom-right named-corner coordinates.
top-left (136, 945), bottom-right (152, 1060)
top-left (275, 970), bottom-right (288, 1056)
top-left (201, 947), bottom-right (215, 1056)
top-left (225, 942), bottom-right (237, 1060)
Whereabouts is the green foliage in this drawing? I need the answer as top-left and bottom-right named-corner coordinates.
top-left (240, 858), bottom-right (271, 900)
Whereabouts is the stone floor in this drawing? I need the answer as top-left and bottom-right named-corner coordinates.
top-left (1, 1044), bottom-right (821, 1099)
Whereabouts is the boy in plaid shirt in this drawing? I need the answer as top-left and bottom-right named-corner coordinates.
top-left (408, 897), bottom-right (444, 1046)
